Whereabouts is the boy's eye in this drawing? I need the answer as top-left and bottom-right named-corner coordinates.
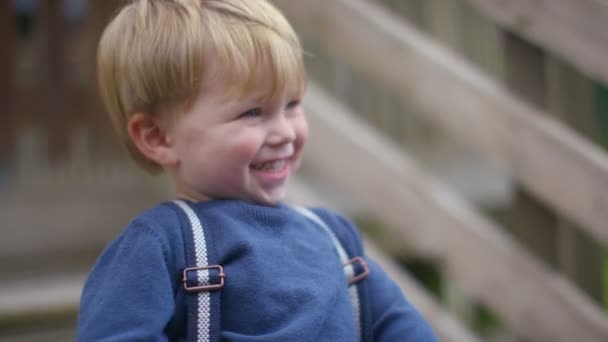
top-left (286, 100), bottom-right (300, 109)
top-left (239, 107), bottom-right (262, 118)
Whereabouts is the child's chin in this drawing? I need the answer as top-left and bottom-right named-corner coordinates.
top-left (252, 189), bottom-right (286, 206)
top-left (255, 196), bottom-right (283, 207)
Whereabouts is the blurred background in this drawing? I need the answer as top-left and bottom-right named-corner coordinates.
top-left (1, 0), bottom-right (608, 341)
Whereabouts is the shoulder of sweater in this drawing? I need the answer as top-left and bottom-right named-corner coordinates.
top-left (307, 207), bottom-right (356, 228)
top-left (304, 206), bottom-right (363, 243)
top-left (115, 202), bottom-right (184, 253)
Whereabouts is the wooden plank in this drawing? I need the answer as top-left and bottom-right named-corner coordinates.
top-left (0, 1), bottom-right (16, 165)
top-left (547, 57), bottom-right (601, 143)
top-left (44, 0), bottom-right (72, 163)
top-left (463, 0), bottom-right (608, 84)
top-left (502, 32), bottom-right (560, 269)
top-left (458, 0), bottom-right (505, 81)
top-left (0, 274), bottom-right (85, 318)
top-left (546, 57), bottom-right (604, 303)
top-left (0, 1), bottom-right (13, 103)
top-left (300, 82), bottom-right (608, 342)
top-left (83, 1), bottom-right (123, 158)
top-left (275, 0), bottom-right (608, 248)
top-left (427, 0), bottom-right (462, 51)
top-left (380, 0), bottom-right (429, 32)
top-left (505, 187), bottom-right (559, 267)
top-left (0, 164), bottom-right (171, 275)
top-left (503, 31), bottom-right (547, 108)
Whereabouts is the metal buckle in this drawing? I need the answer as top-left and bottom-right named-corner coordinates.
top-left (182, 265), bottom-right (225, 292)
top-left (344, 256), bottom-right (369, 285)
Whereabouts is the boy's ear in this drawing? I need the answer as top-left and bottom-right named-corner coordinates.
top-left (127, 113), bottom-right (178, 167)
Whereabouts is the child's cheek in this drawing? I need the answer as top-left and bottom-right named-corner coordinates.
top-left (295, 115), bottom-right (309, 151)
top-left (228, 134), bottom-right (264, 165)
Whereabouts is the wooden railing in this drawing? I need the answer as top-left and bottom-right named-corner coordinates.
top-left (301, 82), bottom-right (608, 342)
top-left (462, 0), bottom-right (608, 84)
top-left (275, 0), bottom-right (608, 249)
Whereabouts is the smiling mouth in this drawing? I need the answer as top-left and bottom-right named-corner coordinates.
top-left (250, 159), bottom-right (288, 172)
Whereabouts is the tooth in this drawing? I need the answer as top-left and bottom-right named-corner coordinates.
top-left (273, 161), bottom-right (283, 171)
top-left (251, 160), bottom-right (285, 171)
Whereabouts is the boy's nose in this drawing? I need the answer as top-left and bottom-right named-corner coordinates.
top-left (267, 115), bottom-right (296, 145)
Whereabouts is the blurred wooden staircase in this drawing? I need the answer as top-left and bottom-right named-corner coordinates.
top-left (2, 0), bottom-right (608, 341)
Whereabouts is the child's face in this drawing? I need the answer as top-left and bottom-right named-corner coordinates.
top-left (166, 78), bottom-right (308, 205)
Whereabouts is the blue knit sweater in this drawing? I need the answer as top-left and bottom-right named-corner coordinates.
top-left (77, 200), bottom-right (437, 341)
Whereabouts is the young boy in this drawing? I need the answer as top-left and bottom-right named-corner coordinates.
top-left (77, 0), bottom-right (437, 341)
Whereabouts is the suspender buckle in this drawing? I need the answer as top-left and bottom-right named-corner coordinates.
top-left (182, 265), bottom-right (225, 292)
top-left (344, 256), bottom-right (369, 285)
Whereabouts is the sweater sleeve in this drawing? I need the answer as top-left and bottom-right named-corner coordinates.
top-left (76, 220), bottom-right (177, 342)
top-left (366, 258), bottom-right (437, 341)
top-left (312, 208), bottom-right (438, 341)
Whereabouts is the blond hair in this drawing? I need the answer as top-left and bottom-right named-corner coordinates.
top-left (98, 0), bottom-right (307, 173)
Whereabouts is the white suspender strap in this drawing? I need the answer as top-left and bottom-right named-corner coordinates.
top-left (293, 206), bottom-right (364, 341)
top-left (173, 200), bottom-right (223, 342)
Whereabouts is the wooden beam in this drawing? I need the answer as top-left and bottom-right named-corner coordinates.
top-left (0, 1), bottom-right (13, 103)
top-left (83, 0), bottom-right (123, 157)
top-left (275, 0), bottom-right (608, 248)
top-left (44, 0), bottom-right (72, 163)
top-left (0, 165), bottom-right (171, 271)
top-left (502, 32), bottom-right (560, 268)
top-left (462, 0), bottom-right (608, 85)
top-left (0, 1), bottom-right (16, 164)
top-left (546, 57), bottom-right (605, 302)
top-left (301, 82), bottom-right (608, 342)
